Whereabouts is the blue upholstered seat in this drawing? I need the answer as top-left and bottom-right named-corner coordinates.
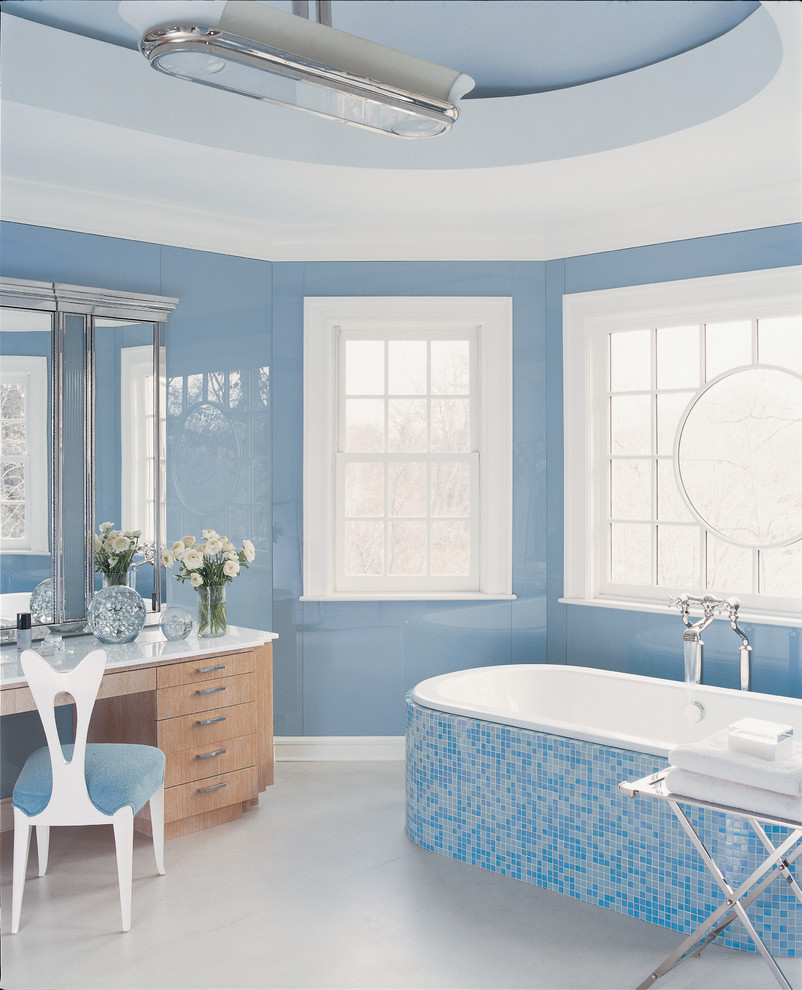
top-left (13, 743), bottom-right (166, 818)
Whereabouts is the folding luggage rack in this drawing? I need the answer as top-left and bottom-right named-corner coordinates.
top-left (620, 770), bottom-right (802, 990)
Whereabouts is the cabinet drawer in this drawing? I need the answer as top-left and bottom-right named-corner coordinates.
top-left (164, 766), bottom-right (258, 823)
top-left (157, 701), bottom-right (257, 753)
top-left (156, 671), bottom-right (255, 720)
top-left (157, 651), bottom-right (254, 689)
top-left (165, 733), bottom-right (256, 788)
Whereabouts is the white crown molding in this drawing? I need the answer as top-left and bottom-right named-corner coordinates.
top-left (1, 175), bottom-right (799, 263)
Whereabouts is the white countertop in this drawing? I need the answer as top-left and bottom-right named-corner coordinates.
top-left (0, 625), bottom-right (278, 688)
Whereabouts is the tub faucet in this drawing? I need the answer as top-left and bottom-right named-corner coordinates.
top-left (671, 594), bottom-right (716, 686)
top-left (726, 597), bottom-right (752, 691)
top-left (669, 593), bottom-right (753, 690)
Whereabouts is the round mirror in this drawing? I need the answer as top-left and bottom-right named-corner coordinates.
top-left (173, 402), bottom-right (241, 514)
top-left (675, 365), bottom-right (802, 548)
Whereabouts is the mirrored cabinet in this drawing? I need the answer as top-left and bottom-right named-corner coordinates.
top-left (0, 277), bottom-right (178, 636)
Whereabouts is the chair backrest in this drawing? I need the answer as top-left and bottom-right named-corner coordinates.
top-left (20, 648), bottom-right (106, 815)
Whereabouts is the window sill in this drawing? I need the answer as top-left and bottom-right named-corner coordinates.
top-left (301, 593), bottom-right (517, 603)
top-left (559, 597), bottom-right (802, 628)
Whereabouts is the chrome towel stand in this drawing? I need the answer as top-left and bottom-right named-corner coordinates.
top-left (619, 771), bottom-right (802, 989)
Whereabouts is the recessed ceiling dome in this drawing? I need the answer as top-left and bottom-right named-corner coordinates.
top-left (330, 0), bottom-right (762, 98)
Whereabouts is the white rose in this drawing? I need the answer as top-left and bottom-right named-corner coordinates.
top-left (99, 521), bottom-right (114, 533)
top-left (111, 536), bottom-right (130, 553)
top-left (206, 539), bottom-right (223, 555)
top-left (108, 556), bottom-right (119, 567)
top-left (103, 539), bottom-right (116, 553)
top-left (181, 535), bottom-right (195, 547)
top-left (182, 548), bottom-right (203, 570)
top-left (93, 534), bottom-right (102, 550)
top-left (226, 550), bottom-right (238, 560)
top-left (197, 542), bottom-right (207, 555)
top-left (171, 540), bottom-right (185, 557)
top-left (223, 559), bottom-right (240, 578)
top-left (190, 572), bottom-right (203, 587)
top-left (162, 549), bottom-right (175, 567)
top-left (202, 529), bottom-right (217, 540)
top-left (223, 541), bottom-right (235, 552)
top-left (242, 539), bottom-right (255, 562)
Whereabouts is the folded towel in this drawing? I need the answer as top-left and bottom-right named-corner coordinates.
top-left (669, 730), bottom-right (802, 796)
top-left (664, 768), bottom-right (802, 823)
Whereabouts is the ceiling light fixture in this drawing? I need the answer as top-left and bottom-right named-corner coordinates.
top-left (119, 1), bottom-right (474, 138)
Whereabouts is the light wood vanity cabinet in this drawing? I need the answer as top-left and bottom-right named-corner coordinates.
top-left (88, 641), bottom-right (273, 841)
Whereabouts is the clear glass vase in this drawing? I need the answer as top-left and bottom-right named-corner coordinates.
top-left (197, 584), bottom-right (227, 638)
top-left (102, 569), bottom-right (131, 589)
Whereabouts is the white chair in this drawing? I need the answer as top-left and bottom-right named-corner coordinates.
top-left (11, 648), bottom-right (166, 933)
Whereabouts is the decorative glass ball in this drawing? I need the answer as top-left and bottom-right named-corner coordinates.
top-left (29, 578), bottom-right (53, 625)
top-left (88, 586), bottom-right (146, 645)
top-left (159, 605), bottom-right (193, 641)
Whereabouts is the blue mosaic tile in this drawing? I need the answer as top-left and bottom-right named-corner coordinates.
top-left (405, 696), bottom-right (802, 957)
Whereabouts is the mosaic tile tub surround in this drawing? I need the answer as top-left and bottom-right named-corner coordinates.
top-left (405, 696), bottom-right (802, 956)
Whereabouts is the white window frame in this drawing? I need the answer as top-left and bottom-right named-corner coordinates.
top-left (120, 344), bottom-right (163, 545)
top-left (0, 355), bottom-right (49, 553)
top-left (303, 296), bottom-right (514, 601)
top-left (563, 266), bottom-right (802, 626)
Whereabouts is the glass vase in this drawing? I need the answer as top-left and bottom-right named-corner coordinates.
top-left (102, 569), bottom-right (131, 589)
top-left (197, 584), bottom-right (226, 638)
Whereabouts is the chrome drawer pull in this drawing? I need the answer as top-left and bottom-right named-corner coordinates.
top-left (197, 748), bottom-right (227, 760)
top-left (197, 686), bottom-right (226, 695)
top-left (198, 782), bottom-right (227, 794)
top-left (198, 664), bottom-right (226, 673)
top-left (196, 715), bottom-right (226, 726)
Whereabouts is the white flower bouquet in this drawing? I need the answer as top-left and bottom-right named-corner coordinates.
top-left (162, 530), bottom-right (255, 636)
top-left (93, 522), bottom-right (142, 583)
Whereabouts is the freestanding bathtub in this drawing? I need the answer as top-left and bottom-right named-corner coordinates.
top-left (406, 664), bottom-right (802, 956)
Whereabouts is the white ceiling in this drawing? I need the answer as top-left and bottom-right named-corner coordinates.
top-left (0, 0), bottom-right (799, 261)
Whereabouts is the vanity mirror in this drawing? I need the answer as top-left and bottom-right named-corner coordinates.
top-left (0, 277), bottom-right (177, 634)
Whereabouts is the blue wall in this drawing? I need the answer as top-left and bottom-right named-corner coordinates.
top-left (0, 222), bottom-right (273, 797)
top-left (2, 219), bottom-right (801, 755)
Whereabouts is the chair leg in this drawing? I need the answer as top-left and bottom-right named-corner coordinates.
top-left (112, 809), bottom-right (134, 932)
top-left (149, 784), bottom-right (166, 876)
top-left (36, 824), bottom-right (50, 876)
top-left (11, 809), bottom-right (32, 934)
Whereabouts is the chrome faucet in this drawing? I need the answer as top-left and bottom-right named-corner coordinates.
top-left (669, 594), bottom-right (752, 690)
top-left (726, 597), bottom-right (752, 691)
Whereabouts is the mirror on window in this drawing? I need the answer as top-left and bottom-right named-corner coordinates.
top-left (676, 365), bottom-right (802, 548)
top-left (0, 279), bottom-right (176, 635)
top-left (92, 318), bottom-right (166, 608)
top-left (0, 308), bottom-right (53, 627)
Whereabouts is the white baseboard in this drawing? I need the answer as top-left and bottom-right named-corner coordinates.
top-left (274, 736), bottom-right (405, 762)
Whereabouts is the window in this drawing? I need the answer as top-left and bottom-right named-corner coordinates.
top-left (120, 344), bottom-right (164, 545)
top-left (0, 356), bottom-right (48, 552)
top-left (304, 297), bottom-right (513, 599)
top-left (563, 267), bottom-right (802, 622)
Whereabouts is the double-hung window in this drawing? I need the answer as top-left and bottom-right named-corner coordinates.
top-left (563, 267), bottom-right (802, 622)
top-left (0, 355), bottom-right (48, 553)
top-left (304, 297), bottom-right (513, 600)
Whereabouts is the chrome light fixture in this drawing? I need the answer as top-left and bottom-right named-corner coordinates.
top-left (119, 1), bottom-right (474, 138)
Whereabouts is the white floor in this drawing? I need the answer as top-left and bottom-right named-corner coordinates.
top-left (1, 761), bottom-right (799, 990)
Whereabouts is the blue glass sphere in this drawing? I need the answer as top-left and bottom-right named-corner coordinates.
top-left (159, 605), bottom-right (193, 641)
top-left (88, 586), bottom-right (146, 645)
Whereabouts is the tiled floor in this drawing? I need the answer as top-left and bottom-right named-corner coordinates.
top-left (2, 761), bottom-right (799, 990)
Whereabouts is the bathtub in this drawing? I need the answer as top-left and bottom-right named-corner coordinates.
top-left (405, 664), bottom-right (802, 956)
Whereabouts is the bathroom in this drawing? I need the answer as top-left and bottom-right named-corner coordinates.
top-left (1, 1), bottom-right (801, 988)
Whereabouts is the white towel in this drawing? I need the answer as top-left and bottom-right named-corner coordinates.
top-left (669, 729), bottom-right (802, 796)
top-left (664, 768), bottom-right (802, 823)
